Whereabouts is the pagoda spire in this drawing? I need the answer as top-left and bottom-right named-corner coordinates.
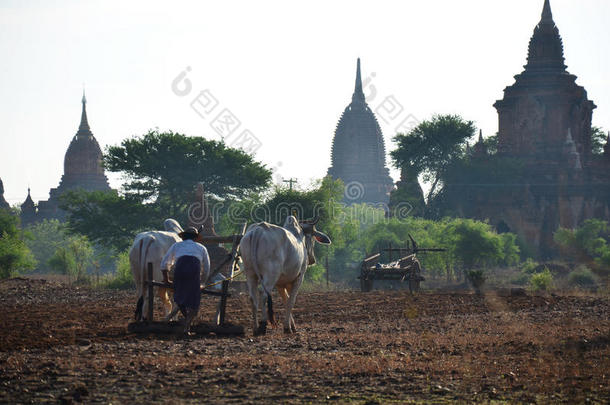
top-left (473, 129), bottom-right (488, 158)
top-left (77, 90), bottom-right (91, 136)
top-left (352, 58), bottom-right (365, 102)
top-left (541, 0), bottom-right (553, 23)
top-left (22, 187), bottom-right (35, 208)
top-left (525, 0), bottom-right (565, 72)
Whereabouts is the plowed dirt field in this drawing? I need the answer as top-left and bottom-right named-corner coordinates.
top-left (1, 278), bottom-right (608, 404)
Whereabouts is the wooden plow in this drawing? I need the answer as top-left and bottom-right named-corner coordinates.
top-left (128, 223), bottom-right (247, 336)
top-left (358, 234), bottom-right (445, 293)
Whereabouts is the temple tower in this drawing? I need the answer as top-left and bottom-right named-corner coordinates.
top-left (55, 92), bottom-right (111, 193)
top-left (327, 59), bottom-right (394, 204)
top-left (28, 93), bottom-right (112, 223)
top-left (473, 130), bottom-right (489, 159)
top-left (494, 0), bottom-right (596, 163)
top-left (460, 0), bottom-right (609, 258)
top-left (20, 188), bottom-right (36, 226)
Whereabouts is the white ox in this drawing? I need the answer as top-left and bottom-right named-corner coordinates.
top-left (131, 219), bottom-right (183, 321)
top-left (240, 216), bottom-right (331, 335)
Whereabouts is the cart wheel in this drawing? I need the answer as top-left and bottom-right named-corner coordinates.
top-left (361, 278), bottom-right (373, 292)
top-left (409, 270), bottom-right (422, 294)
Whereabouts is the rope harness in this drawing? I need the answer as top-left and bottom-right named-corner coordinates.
top-left (202, 252), bottom-right (243, 289)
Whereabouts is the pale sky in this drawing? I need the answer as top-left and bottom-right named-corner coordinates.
top-left (1, 0), bottom-right (609, 205)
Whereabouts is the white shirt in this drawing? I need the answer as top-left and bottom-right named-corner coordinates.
top-left (161, 239), bottom-right (211, 280)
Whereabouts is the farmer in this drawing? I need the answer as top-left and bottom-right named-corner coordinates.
top-left (160, 226), bottom-right (210, 334)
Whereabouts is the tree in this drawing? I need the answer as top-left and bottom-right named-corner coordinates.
top-left (336, 216), bottom-right (519, 284)
top-left (447, 219), bottom-right (505, 270)
top-left (105, 130), bottom-right (272, 217)
top-left (214, 177), bottom-right (346, 284)
top-left (591, 126), bottom-right (608, 155)
top-left (0, 209), bottom-right (36, 279)
top-left (48, 235), bottom-right (94, 282)
top-left (61, 190), bottom-right (160, 252)
top-left (25, 219), bottom-right (72, 273)
top-left (62, 130), bottom-right (272, 251)
top-left (482, 133), bottom-right (499, 155)
top-left (554, 219), bottom-right (610, 277)
top-left (391, 114), bottom-right (477, 203)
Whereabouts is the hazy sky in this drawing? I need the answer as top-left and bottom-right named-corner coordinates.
top-left (1, 0), bottom-right (609, 205)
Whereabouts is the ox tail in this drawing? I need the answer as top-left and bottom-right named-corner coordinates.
top-left (266, 294), bottom-right (274, 325)
top-left (251, 227), bottom-right (275, 325)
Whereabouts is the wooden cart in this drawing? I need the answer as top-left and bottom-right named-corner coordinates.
top-left (358, 235), bottom-right (445, 293)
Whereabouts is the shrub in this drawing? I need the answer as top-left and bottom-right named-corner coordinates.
top-left (568, 266), bottom-right (599, 290)
top-left (529, 268), bottom-right (553, 292)
top-left (48, 236), bottom-right (94, 282)
top-left (305, 263), bottom-right (326, 284)
top-left (0, 231), bottom-right (36, 279)
top-left (521, 258), bottom-right (539, 274)
top-left (0, 209), bottom-right (36, 279)
top-left (103, 251), bottom-right (134, 290)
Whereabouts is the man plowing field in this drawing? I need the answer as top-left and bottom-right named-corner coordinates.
top-left (160, 227), bottom-right (211, 334)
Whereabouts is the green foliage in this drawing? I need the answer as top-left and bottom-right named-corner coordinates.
top-left (26, 219), bottom-right (71, 273)
top-left (511, 259), bottom-right (540, 286)
top-left (591, 126), bottom-right (607, 155)
top-left (529, 268), bottom-right (553, 292)
top-left (500, 233), bottom-right (521, 266)
top-left (391, 114), bottom-right (476, 203)
top-left (0, 232), bottom-right (36, 279)
top-left (389, 115), bottom-right (527, 221)
top-left (305, 264), bottom-right (326, 284)
top-left (62, 130), bottom-right (272, 251)
top-left (596, 250), bottom-right (610, 277)
top-left (0, 208), bottom-right (22, 239)
top-left (482, 133), bottom-right (499, 155)
top-left (0, 209), bottom-right (36, 279)
top-left (104, 250), bottom-right (134, 289)
top-left (554, 219), bottom-right (610, 276)
top-left (322, 215), bottom-right (519, 284)
top-left (195, 177), bottom-right (523, 286)
top-left (447, 219), bottom-right (505, 269)
top-left (61, 190), bottom-right (159, 252)
top-left (214, 177), bottom-right (344, 285)
top-left (568, 266), bottom-right (599, 290)
top-left (105, 129), bottom-right (272, 217)
top-left (388, 175), bottom-right (426, 218)
top-left (48, 246), bottom-right (75, 275)
top-left (521, 258), bottom-right (539, 274)
top-left (263, 177), bottom-right (344, 227)
top-left (48, 235), bottom-right (94, 281)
